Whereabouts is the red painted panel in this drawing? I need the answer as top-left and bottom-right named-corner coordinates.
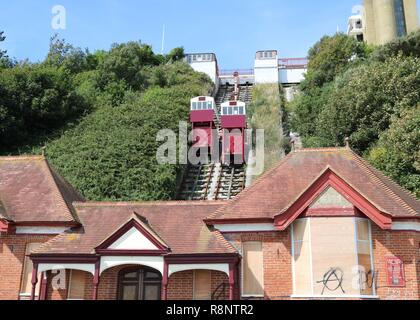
top-left (386, 257), bottom-right (406, 287)
top-left (190, 110), bottom-right (215, 123)
top-left (223, 131), bottom-right (243, 155)
top-left (192, 127), bottom-right (213, 148)
top-left (221, 115), bottom-right (246, 129)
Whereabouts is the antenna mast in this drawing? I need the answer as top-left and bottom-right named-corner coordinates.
top-left (161, 24), bottom-right (165, 54)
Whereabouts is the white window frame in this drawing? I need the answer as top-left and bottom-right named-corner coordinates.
top-left (290, 217), bottom-right (378, 299)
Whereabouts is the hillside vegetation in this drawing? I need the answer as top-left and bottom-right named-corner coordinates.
top-left (288, 31), bottom-right (420, 197)
top-left (247, 84), bottom-right (290, 173)
top-left (0, 34), bottom-right (212, 200)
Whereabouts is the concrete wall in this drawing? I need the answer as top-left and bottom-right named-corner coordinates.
top-left (254, 56), bottom-right (279, 84)
top-left (189, 61), bottom-right (219, 87)
top-left (364, 0), bottom-right (420, 45)
top-left (405, 0), bottom-right (420, 33)
top-left (279, 68), bottom-right (307, 85)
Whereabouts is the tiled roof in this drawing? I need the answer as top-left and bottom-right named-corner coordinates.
top-left (0, 156), bottom-right (84, 224)
top-left (208, 148), bottom-right (420, 221)
top-left (34, 201), bottom-right (236, 255)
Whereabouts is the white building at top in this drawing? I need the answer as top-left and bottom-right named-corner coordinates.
top-left (184, 50), bottom-right (308, 87)
top-left (347, 14), bottom-right (364, 42)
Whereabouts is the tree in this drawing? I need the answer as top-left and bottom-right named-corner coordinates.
top-left (166, 47), bottom-right (185, 63)
top-left (367, 106), bottom-right (420, 197)
top-left (46, 65), bottom-right (212, 201)
top-left (302, 33), bottom-right (368, 89)
top-left (0, 64), bottom-right (90, 152)
top-left (0, 31), bottom-right (10, 67)
top-left (96, 41), bottom-right (160, 91)
top-left (370, 29), bottom-right (420, 62)
top-left (44, 34), bottom-right (91, 74)
top-left (315, 55), bottom-right (420, 152)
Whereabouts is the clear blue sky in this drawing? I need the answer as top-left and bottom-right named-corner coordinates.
top-left (1, 0), bottom-right (419, 69)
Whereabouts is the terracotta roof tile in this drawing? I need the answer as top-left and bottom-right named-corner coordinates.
top-left (209, 148), bottom-right (419, 221)
top-left (0, 156), bottom-right (84, 223)
top-left (34, 201), bottom-right (236, 255)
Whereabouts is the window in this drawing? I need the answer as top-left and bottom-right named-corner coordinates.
top-left (193, 270), bottom-right (211, 300)
top-left (223, 107), bottom-right (228, 115)
top-left (118, 267), bottom-right (162, 300)
top-left (20, 243), bottom-right (42, 296)
top-left (242, 241), bottom-right (264, 297)
top-left (68, 270), bottom-right (86, 300)
top-left (192, 102), bottom-right (197, 110)
top-left (394, 0), bottom-right (407, 37)
top-left (291, 218), bottom-right (375, 297)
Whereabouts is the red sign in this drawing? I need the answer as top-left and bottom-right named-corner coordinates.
top-left (386, 257), bottom-right (406, 287)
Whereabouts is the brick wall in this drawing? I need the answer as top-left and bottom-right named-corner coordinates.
top-left (0, 234), bottom-right (55, 300)
top-left (371, 226), bottom-right (420, 300)
top-left (222, 228), bottom-right (419, 300)
top-left (223, 231), bottom-right (293, 300)
top-left (167, 270), bottom-right (229, 301)
top-left (47, 269), bottom-right (70, 300)
top-left (167, 270), bottom-right (194, 300)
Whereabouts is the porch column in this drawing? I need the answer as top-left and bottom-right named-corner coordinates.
top-left (228, 262), bottom-right (236, 300)
top-left (39, 271), bottom-right (48, 300)
top-left (92, 260), bottom-right (100, 300)
top-left (30, 262), bottom-right (39, 300)
top-left (162, 260), bottom-right (169, 300)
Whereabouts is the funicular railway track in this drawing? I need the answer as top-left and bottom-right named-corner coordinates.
top-left (177, 82), bottom-right (253, 201)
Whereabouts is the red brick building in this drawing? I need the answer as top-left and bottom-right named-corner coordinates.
top-left (0, 148), bottom-right (419, 300)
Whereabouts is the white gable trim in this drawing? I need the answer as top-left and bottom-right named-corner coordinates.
top-left (214, 223), bottom-right (276, 233)
top-left (108, 226), bottom-right (159, 250)
top-left (100, 256), bottom-right (164, 275)
top-left (168, 263), bottom-right (229, 277)
top-left (15, 227), bottom-right (69, 235)
top-left (392, 221), bottom-right (420, 232)
top-left (38, 263), bottom-right (95, 275)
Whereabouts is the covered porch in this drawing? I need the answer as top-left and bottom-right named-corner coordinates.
top-left (29, 254), bottom-right (240, 300)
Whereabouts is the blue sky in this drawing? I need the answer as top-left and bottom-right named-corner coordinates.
top-left (1, 0), bottom-right (419, 69)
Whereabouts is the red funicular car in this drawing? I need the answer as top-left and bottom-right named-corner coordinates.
top-left (190, 96), bottom-right (216, 158)
top-left (220, 100), bottom-right (246, 165)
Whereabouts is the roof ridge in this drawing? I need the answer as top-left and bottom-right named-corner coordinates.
top-left (212, 229), bottom-right (237, 253)
top-left (42, 159), bottom-right (78, 223)
top-left (206, 151), bottom-right (296, 221)
top-left (73, 200), bottom-right (227, 207)
top-left (0, 155), bottom-right (45, 161)
top-left (295, 147), bottom-right (349, 153)
top-left (349, 150), bottom-right (419, 216)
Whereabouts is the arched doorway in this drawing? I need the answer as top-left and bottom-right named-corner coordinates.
top-left (117, 266), bottom-right (162, 300)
